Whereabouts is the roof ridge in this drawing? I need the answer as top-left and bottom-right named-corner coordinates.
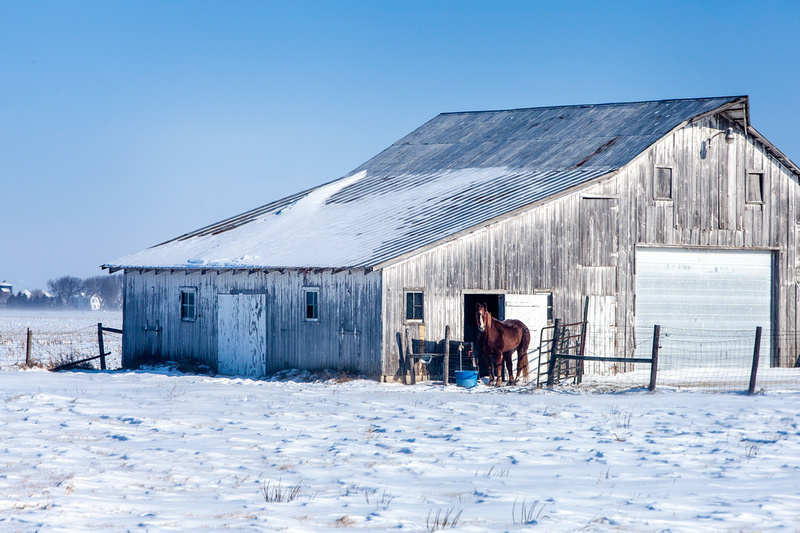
top-left (439, 95), bottom-right (746, 116)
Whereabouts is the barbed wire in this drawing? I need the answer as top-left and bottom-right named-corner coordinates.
top-left (0, 327), bottom-right (122, 370)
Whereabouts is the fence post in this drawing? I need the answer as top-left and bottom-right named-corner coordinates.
top-left (443, 325), bottom-right (450, 385)
top-left (748, 326), bottom-right (762, 395)
top-left (97, 323), bottom-right (107, 371)
top-left (577, 296), bottom-right (589, 384)
top-left (649, 324), bottom-right (660, 392)
top-left (547, 318), bottom-right (561, 386)
top-left (25, 328), bottom-right (33, 367)
top-left (405, 328), bottom-right (415, 385)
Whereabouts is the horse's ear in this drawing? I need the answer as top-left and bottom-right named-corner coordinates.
top-left (475, 302), bottom-right (481, 311)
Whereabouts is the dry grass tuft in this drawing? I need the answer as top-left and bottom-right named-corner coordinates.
top-left (334, 515), bottom-right (356, 527)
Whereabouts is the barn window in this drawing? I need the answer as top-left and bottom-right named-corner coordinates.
top-left (180, 287), bottom-right (197, 321)
top-left (304, 287), bottom-right (319, 321)
top-left (746, 171), bottom-right (764, 204)
top-left (405, 291), bottom-right (424, 321)
top-left (654, 166), bottom-right (673, 200)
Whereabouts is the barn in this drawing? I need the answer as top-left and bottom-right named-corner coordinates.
top-left (103, 96), bottom-right (800, 380)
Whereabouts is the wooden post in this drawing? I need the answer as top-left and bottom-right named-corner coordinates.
top-left (399, 331), bottom-right (407, 383)
top-left (405, 328), bottom-right (415, 385)
top-left (547, 318), bottom-right (561, 386)
top-left (97, 323), bottom-right (107, 371)
top-left (419, 324), bottom-right (426, 381)
top-left (749, 326), bottom-right (762, 395)
top-left (443, 325), bottom-right (450, 385)
top-left (648, 324), bottom-right (660, 392)
top-left (25, 328), bottom-right (33, 367)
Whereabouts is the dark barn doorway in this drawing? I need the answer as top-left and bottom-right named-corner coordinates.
top-left (464, 293), bottom-right (503, 378)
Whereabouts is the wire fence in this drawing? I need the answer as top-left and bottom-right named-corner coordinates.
top-left (4, 312), bottom-right (800, 393)
top-left (0, 321), bottom-right (122, 371)
top-left (570, 325), bottom-right (800, 393)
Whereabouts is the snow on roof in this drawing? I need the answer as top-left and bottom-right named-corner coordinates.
top-left (105, 96), bottom-right (743, 271)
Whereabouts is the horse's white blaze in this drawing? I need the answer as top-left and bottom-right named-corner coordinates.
top-left (477, 310), bottom-right (487, 332)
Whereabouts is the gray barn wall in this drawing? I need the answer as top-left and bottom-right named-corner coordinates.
top-left (122, 269), bottom-right (383, 376)
top-left (381, 112), bottom-right (800, 375)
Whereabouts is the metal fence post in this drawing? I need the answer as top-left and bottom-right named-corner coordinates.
top-left (649, 324), bottom-right (660, 392)
top-left (748, 326), bottom-right (762, 395)
top-left (443, 325), bottom-right (450, 385)
top-left (547, 318), bottom-right (561, 387)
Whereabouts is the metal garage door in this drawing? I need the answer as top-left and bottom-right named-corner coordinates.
top-left (635, 248), bottom-right (772, 365)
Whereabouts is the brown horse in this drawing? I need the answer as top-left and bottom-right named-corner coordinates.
top-left (476, 302), bottom-right (531, 386)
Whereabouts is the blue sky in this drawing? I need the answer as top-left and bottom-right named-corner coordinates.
top-left (2, 1), bottom-right (799, 291)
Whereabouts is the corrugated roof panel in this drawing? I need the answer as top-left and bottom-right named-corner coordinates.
top-left (105, 96), bottom-right (744, 270)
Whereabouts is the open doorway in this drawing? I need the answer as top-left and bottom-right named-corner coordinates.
top-left (464, 293), bottom-right (502, 344)
top-left (464, 293), bottom-right (502, 377)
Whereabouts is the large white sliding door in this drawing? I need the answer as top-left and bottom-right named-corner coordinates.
top-left (635, 248), bottom-right (772, 366)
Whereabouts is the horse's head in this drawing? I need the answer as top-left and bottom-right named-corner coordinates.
top-left (476, 302), bottom-right (491, 333)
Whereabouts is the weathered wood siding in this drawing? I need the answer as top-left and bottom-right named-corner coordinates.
top-left (381, 112), bottom-right (800, 374)
top-left (122, 269), bottom-right (383, 377)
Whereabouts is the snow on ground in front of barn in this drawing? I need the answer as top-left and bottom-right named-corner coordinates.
top-left (2, 369), bottom-right (800, 531)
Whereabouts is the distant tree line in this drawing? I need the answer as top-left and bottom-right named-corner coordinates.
top-left (2, 274), bottom-right (123, 310)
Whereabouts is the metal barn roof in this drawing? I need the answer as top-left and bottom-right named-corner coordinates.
top-left (105, 96), bottom-right (747, 271)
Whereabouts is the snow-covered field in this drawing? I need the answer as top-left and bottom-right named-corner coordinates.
top-left (2, 367), bottom-right (800, 531)
top-left (3, 312), bottom-right (800, 531)
top-left (0, 310), bottom-right (122, 370)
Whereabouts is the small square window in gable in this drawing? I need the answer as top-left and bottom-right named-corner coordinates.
top-left (746, 171), bottom-right (765, 204)
top-left (654, 166), bottom-right (673, 200)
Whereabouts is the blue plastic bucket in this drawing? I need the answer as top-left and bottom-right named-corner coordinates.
top-left (455, 370), bottom-right (478, 388)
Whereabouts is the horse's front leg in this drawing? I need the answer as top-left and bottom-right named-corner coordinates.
top-left (493, 354), bottom-right (503, 387)
top-left (481, 352), bottom-right (494, 385)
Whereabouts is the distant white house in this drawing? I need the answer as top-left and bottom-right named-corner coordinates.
top-left (70, 293), bottom-right (103, 311)
top-left (0, 281), bottom-right (11, 305)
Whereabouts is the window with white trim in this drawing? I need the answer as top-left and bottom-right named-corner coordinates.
top-left (405, 291), bottom-right (424, 321)
top-left (304, 287), bottom-right (319, 321)
top-left (180, 287), bottom-right (197, 321)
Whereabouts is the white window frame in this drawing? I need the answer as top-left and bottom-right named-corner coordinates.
top-left (404, 290), bottom-right (424, 323)
top-left (180, 287), bottom-right (197, 322)
top-left (303, 287), bottom-right (320, 322)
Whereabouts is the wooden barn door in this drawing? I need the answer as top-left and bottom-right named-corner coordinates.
top-left (217, 293), bottom-right (267, 377)
top-left (140, 285), bottom-right (162, 364)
